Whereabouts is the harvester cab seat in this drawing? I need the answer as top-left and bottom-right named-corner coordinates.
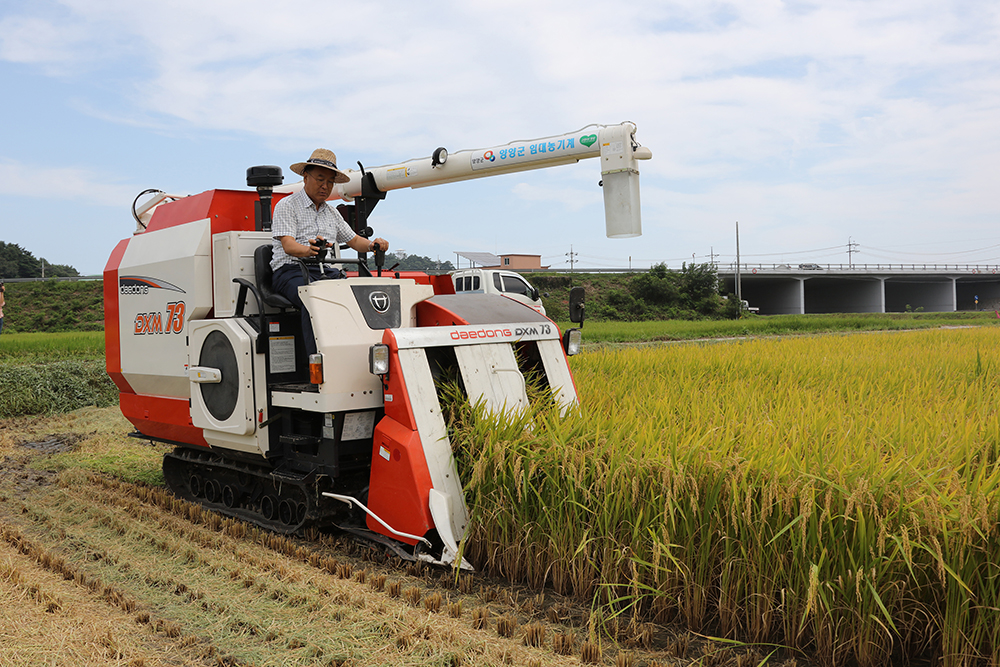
top-left (254, 244), bottom-right (294, 310)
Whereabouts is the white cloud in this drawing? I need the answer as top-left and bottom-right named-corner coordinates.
top-left (0, 14), bottom-right (87, 67)
top-left (0, 158), bottom-right (136, 207)
top-left (1, 0), bottom-right (999, 269)
top-left (510, 182), bottom-right (601, 211)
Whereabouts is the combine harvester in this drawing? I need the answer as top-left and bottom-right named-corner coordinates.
top-left (104, 123), bottom-right (651, 569)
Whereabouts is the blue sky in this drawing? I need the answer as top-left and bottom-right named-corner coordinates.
top-left (1, 0), bottom-right (998, 275)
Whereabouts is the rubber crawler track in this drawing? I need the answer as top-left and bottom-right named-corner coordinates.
top-left (162, 447), bottom-right (347, 535)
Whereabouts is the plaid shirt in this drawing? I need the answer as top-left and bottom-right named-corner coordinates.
top-left (270, 188), bottom-right (355, 271)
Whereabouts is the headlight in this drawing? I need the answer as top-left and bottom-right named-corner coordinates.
top-left (369, 344), bottom-right (390, 376)
top-left (562, 328), bottom-right (582, 356)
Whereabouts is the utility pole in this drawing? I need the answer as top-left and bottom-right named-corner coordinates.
top-left (847, 236), bottom-right (859, 269)
top-left (709, 246), bottom-right (718, 267)
top-left (735, 222), bottom-right (742, 308)
top-left (566, 245), bottom-right (577, 274)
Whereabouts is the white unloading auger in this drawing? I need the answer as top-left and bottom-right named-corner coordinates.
top-left (279, 122), bottom-right (653, 239)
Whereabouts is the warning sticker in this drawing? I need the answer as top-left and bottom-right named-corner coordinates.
top-left (269, 336), bottom-right (296, 374)
top-left (602, 140), bottom-right (624, 155)
top-left (386, 166), bottom-right (415, 181)
top-left (343, 411), bottom-right (375, 441)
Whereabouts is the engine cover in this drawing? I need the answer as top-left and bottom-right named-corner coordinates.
top-left (188, 319), bottom-right (261, 440)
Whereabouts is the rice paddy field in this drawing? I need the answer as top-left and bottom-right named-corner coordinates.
top-left (3, 322), bottom-right (1000, 665)
top-left (455, 326), bottom-right (1000, 667)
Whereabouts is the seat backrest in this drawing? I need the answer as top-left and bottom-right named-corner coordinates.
top-left (254, 244), bottom-right (294, 310)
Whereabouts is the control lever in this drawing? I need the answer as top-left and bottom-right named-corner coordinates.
top-left (372, 241), bottom-right (385, 277)
top-left (314, 236), bottom-right (330, 261)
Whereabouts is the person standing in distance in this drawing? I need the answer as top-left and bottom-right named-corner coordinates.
top-left (270, 148), bottom-right (388, 356)
top-left (0, 282), bottom-right (5, 335)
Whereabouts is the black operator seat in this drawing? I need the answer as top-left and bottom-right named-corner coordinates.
top-left (254, 244), bottom-right (294, 310)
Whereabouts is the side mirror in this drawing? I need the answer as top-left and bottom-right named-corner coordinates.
top-left (531, 286), bottom-right (540, 301)
top-left (568, 286), bottom-right (585, 326)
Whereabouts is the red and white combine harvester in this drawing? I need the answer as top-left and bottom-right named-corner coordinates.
top-left (104, 123), bottom-right (650, 569)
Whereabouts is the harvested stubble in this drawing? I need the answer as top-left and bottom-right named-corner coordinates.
top-left (552, 631), bottom-right (575, 655)
top-left (495, 614), bottom-right (517, 638)
top-left (454, 328), bottom-right (1000, 667)
top-left (5, 472), bottom-right (583, 667)
top-left (424, 591), bottom-right (443, 612)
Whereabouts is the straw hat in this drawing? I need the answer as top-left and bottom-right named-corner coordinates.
top-left (290, 148), bottom-right (350, 183)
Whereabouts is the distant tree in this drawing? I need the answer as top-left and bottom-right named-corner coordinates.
top-left (632, 263), bottom-right (680, 306)
top-left (0, 242), bottom-right (41, 278)
top-left (0, 242), bottom-right (79, 278)
top-left (678, 262), bottom-right (722, 314)
top-left (595, 262), bottom-right (730, 320)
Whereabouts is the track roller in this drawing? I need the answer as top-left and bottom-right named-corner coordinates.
top-left (162, 448), bottom-right (345, 534)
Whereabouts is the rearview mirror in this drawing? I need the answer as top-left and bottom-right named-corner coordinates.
top-left (568, 286), bottom-right (585, 326)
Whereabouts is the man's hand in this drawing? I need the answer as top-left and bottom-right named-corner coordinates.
top-left (346, 235), bottom-right (389, 254)
top-left (310, 237), bottom-right (330, 255)
top-left (311, 237), bottom-right (336, 261)
top-left (278, 235), bottom-right (325, 259)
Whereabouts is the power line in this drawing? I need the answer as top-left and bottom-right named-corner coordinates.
top-left (863, 242), bottom-right (1000, 258)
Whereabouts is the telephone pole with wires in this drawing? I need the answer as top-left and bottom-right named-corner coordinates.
top-left (566, 245), bottom-right (578, 274)
top-left (848, 237), bottom-right (859, 268)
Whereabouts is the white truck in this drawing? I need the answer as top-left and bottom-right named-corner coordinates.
top-left (451, 268), bottom-right (547, 316)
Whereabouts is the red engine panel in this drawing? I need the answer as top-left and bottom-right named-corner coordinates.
top-left (120, 393), bottom-right (208, 447)
top-left (104, 238), bottom-right (132, 394)
top-left (105, 189), bottom-right (288, 447)
top-left (144, 189), bottom-right (288, 235)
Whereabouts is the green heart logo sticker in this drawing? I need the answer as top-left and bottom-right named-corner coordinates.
top-left (580, 134), bottom-right (597, 147)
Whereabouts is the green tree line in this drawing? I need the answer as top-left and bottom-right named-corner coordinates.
top-left (0, 241), bottom-right (79, 279)
top-left (534, 263), bottom-right (740, 322)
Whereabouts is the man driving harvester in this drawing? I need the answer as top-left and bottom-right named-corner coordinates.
top-left (270, 148), bottom-right (389, 356)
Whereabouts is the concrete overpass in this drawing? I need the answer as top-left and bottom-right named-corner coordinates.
top-left (718, 264), bottom-right (1000, 315)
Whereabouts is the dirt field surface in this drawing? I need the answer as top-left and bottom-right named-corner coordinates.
top-left (0, 408), bottom-right (801, 667)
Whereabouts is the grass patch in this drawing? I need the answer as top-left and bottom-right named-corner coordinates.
top-left (46, 449), bottom-right (165, 487)
top-left (0, 358), bottom-right (116, 419)
top-left (0, 406), bottom-right (165, 486)
top-left (0, 280), bottom-right (103, 334)
top-left (0, 331), bottom-right (105, 360)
